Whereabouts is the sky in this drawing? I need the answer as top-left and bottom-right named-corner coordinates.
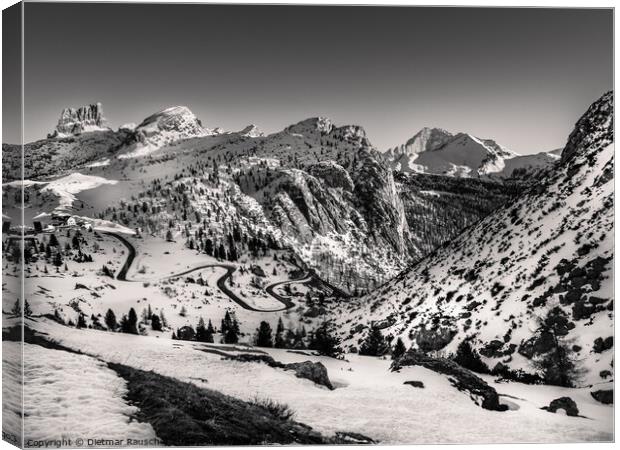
top-left (3, 3), bottom-right (613, 154)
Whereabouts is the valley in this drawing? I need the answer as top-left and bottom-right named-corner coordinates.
top-left (2, 92), bottom-right (614, 445)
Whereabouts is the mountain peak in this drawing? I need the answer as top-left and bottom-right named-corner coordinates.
top-left (49, 102), bottom-right (108, 137)
top-left (135, 105), bottom-right (210, 139)
top-left (561, 91), bottom-right (613, 164)
top-left (285, 117), bottom-right (334, 135)
top-left (239, 124), bottom-right (264, 137)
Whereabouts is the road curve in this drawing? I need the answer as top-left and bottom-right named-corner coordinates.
top-left (104, 232), bottom-right (295, 312)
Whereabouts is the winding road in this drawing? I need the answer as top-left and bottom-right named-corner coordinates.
top-left (104, 232), bottom-right (306, 312)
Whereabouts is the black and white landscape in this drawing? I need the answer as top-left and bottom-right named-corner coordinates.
top-left (1, 3), bottom-right (614, 447)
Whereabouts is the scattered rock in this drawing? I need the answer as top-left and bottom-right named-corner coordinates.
top-left (591, 389), bottom-right (613, 405)
top-left (541, 397), bottom-right (579, 416)
top-left (285, 361), bottom-right (334, 390)
top-left (403, 380), bottom-right (425, 388)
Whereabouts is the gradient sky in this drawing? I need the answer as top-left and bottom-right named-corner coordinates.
top-left (4, 3), bottom-right (614, 154)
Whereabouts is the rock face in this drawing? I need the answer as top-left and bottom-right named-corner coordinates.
top-left (542, 397), bottom-right (580, 416)
top-left (284, 361), bottom-right (334, 390)
top-left (50, 102), bottom-right (108, 137)
top-left (309, 161), bottom-right (355, 192)
top-left (334, 91), bottom-right (614, 386)
top-left (122, 106), bottom-right (213, 155)
top-left (393, 351), bottom-right (507, 411)
top-left (561, 91), bottom-right (613, 164)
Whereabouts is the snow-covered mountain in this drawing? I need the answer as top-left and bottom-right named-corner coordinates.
top-left (119, 106), bottom-right (218, 158)
top-left (238, 124), bottom-right (264, 137)
top-left (385, 127), bottom-right (558, 178)
top-left (3, 106), bottom-right (526, 293)
top-left (334, 92), bottom-right (613, 386)
top-left (48, 102), bottom-right (110, 138)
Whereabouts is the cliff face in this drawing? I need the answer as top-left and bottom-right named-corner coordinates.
top-left (50, 102), bottom-right (108, 137)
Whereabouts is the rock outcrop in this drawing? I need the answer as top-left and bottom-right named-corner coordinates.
top-left (393, 351), bottom-right (507, 411)
top-left (49, 102), bottom-right (108, 137)
top-left (542, 397), bottom-right (580, 416)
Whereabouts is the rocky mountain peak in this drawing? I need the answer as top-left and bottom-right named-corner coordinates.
top-left (286, 117), bottom-right (334, 136)
top-left (50, 102), bottom-right (108, 137)
top-left (137, 106), bottom-right (205, 135)
top-left (239, 124), bottom-right (264, 137)
top-left (561, 91), bottom-right (613, 164)
top-left (403, 127), bottom-right (453, 154)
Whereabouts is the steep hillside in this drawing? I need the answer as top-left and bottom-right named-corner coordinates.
top-left (334, 92), bottom-right (614, 386)
top-left (396, 172), bottom-right (522, 259)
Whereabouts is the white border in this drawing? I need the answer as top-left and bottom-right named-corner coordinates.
top-left (0, 2), bottom-right (616, 450)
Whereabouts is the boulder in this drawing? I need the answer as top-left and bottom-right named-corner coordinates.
top-left (285, 361), bottom-right (334, 390)
top-left (591, 389), bottom-right (613, 405)
top-left (541, 397), bottom-right (579, 416)
top-left (403, 380), bottom-right (425, 388)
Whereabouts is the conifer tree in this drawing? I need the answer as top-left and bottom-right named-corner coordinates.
top-left (392, 337), bottom-right (407, 361)
top-left (256, 321), bottom-right (274, 347)
top-left (105, 309), bottom-right (117, 331)
top-left (151, 314), bottom-right (163, 331)
top-left (359, 326), bottom-right (389, 356)
top-left (275, 318), bottom-right (286, 348)
top-left (76, 313), bottom-right (87, 329)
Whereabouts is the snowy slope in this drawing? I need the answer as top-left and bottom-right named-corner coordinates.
top-left (335, 92), bottom-right (614, 386)
top-left (385, 127), bottom-right (558, 178)
top-left (23, 319), bottom-right (614, 444)
top-left (2, 340), bottom-right (157, 443)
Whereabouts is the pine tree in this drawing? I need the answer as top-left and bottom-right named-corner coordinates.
top-left (196, 317), bottom-right (208, 342)
top-left (125, 308), bottom-right (139, 334)
top-left (179, 305), bottom-right (187, 317)
top-left (275, 318), bottom-right (286, 348)
top-left (532, 307), bottom-right (582, 387)
top-left (453, 340), bottom-right (489, 373)
top-left (256, 321), bottom-right (274, 347)
top-left (205, 319), bottom-right (215, 343)
top-left (151, 314), bottom-right (163, 331)
top-left (221, 311), bottom-right (233, 335)
top-left (359, 326), bottom-right (389, 356)
top-left (53, 251), bottom-right (63, 267)
top-left (105, 309), bottom-right (117, 331)
top-left (392, 337), bottom-right (407, 360)
top-left (119, 314), bottom-right (129, 333)
top-left (76, 313), bottom-right (87, 329)
top-left (309, 322), bottom-right (341, 357)
top-left (160, 310), bottom-right (168, 328)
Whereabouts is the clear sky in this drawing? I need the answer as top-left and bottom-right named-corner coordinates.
top-left (3, 4), bottom-right (613, 154)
